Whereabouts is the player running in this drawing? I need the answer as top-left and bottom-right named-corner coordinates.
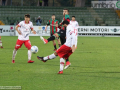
top-left (40, 8), bottom-right (71, 69)
top-left (12, 14), bottom-right (36, 63)
top-left (0, 36), bottom-right (3, 48)
top-left (37, 20), bottom-right (78, 74)
top-left (45, 14), bottom-right (61, 51)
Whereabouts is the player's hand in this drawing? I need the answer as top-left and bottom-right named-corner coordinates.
top-left (56, 24), bottom-right (58, 27)
top-left (32, 31), bottom-right (36, 34)
top-left (45, 28), bottom-right (47, 31)
top-left (17, 30), bottom-right (22, 35)
top-left (71, 45), bottom-right (76, 53)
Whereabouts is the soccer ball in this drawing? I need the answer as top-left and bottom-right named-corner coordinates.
top-left (31, 46), bottom-right (38, 54)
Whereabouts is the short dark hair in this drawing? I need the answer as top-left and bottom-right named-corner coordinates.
top-left (63, 8), bottom-right (69, 12)
top-left (25, 14), bottom-right (30, 18)
top-left (52, 14), bottom-right (55, 16)
top-left (62, 20), bottom-right (69, 25)
top-left (72, 16), bottom-right (75, 18)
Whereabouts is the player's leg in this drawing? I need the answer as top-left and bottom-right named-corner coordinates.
top-left (37, 52), bottom-right (58, 62)
top-left (57, 38), bottom-right (61, 47)
top-left (64, 50), bottom-right (73, 69)
top-left (59, 36), bottom-right (71, 64)
top-left (37, 44), bottom-right (66, 62)
top-left (50, 33), bottom-right (57, 50)
top-left (58, 58), bottom-right (65, 74)
top-left (12, 39), bottom-right (23, 63)
top-left (40, 33), bottom-right (59, 44)
top-left (52, 40), bottom-right (57, 51)
top-left (24, 40), bottom-right (34, 63)
top-left (57, 45), bottom-right (72, 74)
top-left (12, 49), bottom-right (17, 63)
top-left (0, 36), bottom-right (3, 48)
top-left (61, 32), bottom-right (71, 67)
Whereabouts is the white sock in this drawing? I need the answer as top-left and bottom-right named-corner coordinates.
top-left (28, 50), bottom-right (32, 61)
top-left (12, 49), bottom-right (17, 60)
top-left (60, 58), bottom-right (65, 71)
top-left (43, 53), bottom-right (56, 60)
top-left (0, 40), bottom-right (2, 46)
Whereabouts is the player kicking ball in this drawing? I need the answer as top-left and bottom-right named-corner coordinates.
top-left (45, 14), bottom-right (61, 51)
top-left (40, 8), bottom-right (71, 69)
top-left (12, 14), bottom-right (36, 63)
top-left (37, 20), bottom-right (78, 74)
top-left (0, 36), bottom-right (3, 48)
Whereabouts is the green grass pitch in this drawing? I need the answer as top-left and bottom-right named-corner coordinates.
top-left (0, 36), bottom-right (120, 90)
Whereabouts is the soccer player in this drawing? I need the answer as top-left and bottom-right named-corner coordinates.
top-left (0, 36), bottom-right (3, 48)
top-left (45, 14), bottom-right (61, 51)
top-left (12, 14), bottom-right (36, 63)
top-left (70, 16), bottom-right (79, 28)
top-left (37, 20), bottom-right (78, 74)
top-left (40, 8), bottom-right (71, 69)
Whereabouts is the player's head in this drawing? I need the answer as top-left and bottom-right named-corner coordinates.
top-left (24, 14), bottom-right (30, 22)
top-left (63, 8), bottom-right (69, 16)
top-left (51, 14), bottom-right (55, 20)
top-left (62, 20), bottom-right (69, 27)
top-left (72, 16), bottom-right (76, 21)
top-left (38, 16), bottom-right (41, 19)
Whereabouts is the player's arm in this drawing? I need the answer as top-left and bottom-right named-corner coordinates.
top-left (71, 32), bottom-right (76, 53)
top-left (30, 22), bottom-right (36, 34)
top-left (65, 15), bottom-right (70, 22)
top-left (45, 20), bottom-right (50, 31)
top-left (55, 21), bottom-right (59, 28)
top-left (45, 25), bottom-right (48, 31)
top-left (15, 25), bottom-right (21, 35)
top-left (31, 28), bottom-right (36, 34)
top-left (59, 15), bottom-right (70, 26)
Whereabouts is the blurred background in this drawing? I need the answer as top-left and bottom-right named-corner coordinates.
top-left (0, 0), bottom-right (120, 26)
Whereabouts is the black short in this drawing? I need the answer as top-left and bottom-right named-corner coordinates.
top-left (50, 33), bottom-right (53, 36)
top-left (57, 29), bottom-right (66, 45)
top-left (57, 29), bottom-right (66, 37)
top-left (59, 36), bottom-right (66, 45)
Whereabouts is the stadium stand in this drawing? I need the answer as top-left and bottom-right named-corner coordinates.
top-left (0, 6), bottom-right (119, 26)
top-left (0, 20), bottom-right (4, 25)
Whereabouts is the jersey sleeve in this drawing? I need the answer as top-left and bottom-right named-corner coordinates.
top-left (65, 15), bottom-right (70, 19)
top-left (77, 22), bottom-right (79, 26)
top-left (30, 22), bottom-right (34, 29)
top-left (47, 20), bottom-right (50, 25)
top-left (65, 15), bottom-right (70, 22)
top-left (18, 21), bottom-right (22, 27)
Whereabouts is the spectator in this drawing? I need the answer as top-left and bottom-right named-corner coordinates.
top-left (75, 0), bottom-right (86, 7)
top-left (38, 0), bottom-right (43, 6)
top-left (44, 0), bottom-right (48, 6)
top-left (36, 16), bottom-right (42, 26)
top-left (2, 0), bottom-right (6, 6)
